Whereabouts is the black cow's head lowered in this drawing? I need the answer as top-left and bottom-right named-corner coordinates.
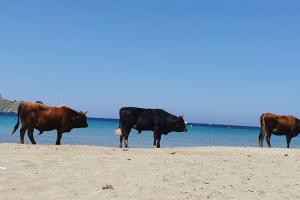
top-left (72, 111), bottom-right (88, 128)
top-left (175, 116), bottom-right (188, 132)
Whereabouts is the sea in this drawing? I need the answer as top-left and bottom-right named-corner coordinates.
top-left (1, 114), bottom-right (299, 148)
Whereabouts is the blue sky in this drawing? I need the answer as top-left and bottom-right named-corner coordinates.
top-left (0, 0), bottom-right (300, 126)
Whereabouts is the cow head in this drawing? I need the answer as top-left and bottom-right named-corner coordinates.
top-left (72, 111), bottom-right (88, 128)
top-left (175, 115), bottom-right (188, 132)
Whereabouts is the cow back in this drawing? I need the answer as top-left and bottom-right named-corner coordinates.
top-left (19, 102), bottom-right (71, 132)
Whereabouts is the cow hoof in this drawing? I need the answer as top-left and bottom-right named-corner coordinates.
top-left (123, 148), bottom-right (129, 151)
top-left (153, 146), bottom-right (157, 148)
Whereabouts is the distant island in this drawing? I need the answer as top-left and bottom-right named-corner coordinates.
top-left (0, 97), bottom-right (20, 114)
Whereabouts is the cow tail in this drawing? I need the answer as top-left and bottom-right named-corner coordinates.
top-left (259, 114), bottom-right (266, 147)
top-left (115, 109), bottom-right (123, 136)
top-left (11, 104), bottom-right (22, 135)
top-left (115, 128), bottom-right (123, 136)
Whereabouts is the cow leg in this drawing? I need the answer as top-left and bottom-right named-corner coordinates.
top-left (286, 136), bottom-right (292, 148)
top-left (266, 132), bottom-right (272, 148)
top-left (27, 128), bottom-right (36, 144)
top-left (258, 129), bottom-right (266, 148)
top-left (119, 135), bottom-right (124, 148)
top-left (56, 131), bottom-right (63, 145)
top-left (258, 134), bottom-right (263, 147)
top-left (124, 135), bottom-right (129, 148)
top-left (156, 134), bottom-right (162, 148)
top-left (123, 128), bottom-right (131, 148)
top-left (20, 126), bottom-right (27, 144)
top-left (153, 133), bottom-right (157, 147)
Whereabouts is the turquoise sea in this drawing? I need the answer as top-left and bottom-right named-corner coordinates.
top-left (1, 114), bottom-right (299, 148)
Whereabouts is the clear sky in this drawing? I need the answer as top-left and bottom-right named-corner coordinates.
top-left (0, 1), bottom-right (300, 126)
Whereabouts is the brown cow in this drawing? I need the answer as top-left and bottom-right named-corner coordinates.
top-left (11, 102), bottom-right (88, 145)
top-left (259, 113), bottom-right (300, 148)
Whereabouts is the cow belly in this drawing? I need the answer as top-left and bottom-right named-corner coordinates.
top-left (35, 119), bottom-right (59, 132)
top-left (133, 125), bottom-right (153, 132)
top-left (35, 125), bottom-right (57, 132)
top-left (272, 132), bottom-right (287, 136)
top-left (272, 129), bottom-right (290, 135)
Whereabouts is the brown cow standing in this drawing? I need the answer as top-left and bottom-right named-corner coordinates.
top-left (259, 113), bottom-right (300, 148)
top-left (11, 102), bottom-right (88, 145)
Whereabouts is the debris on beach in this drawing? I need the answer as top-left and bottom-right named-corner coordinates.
top-left (0, 166), bottom-right (7, 170)
top-left (102, 184), bottom-right (114, 190)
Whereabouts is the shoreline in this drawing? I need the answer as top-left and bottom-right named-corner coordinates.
top-left (0, 142), bottom-right (296, 149)
top-left (0, 143), bottom-right (299, 200)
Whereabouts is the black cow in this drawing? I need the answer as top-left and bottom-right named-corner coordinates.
top-left (115, 107), bottom-right (188, 148)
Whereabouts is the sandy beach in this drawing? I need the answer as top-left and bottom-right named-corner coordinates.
top-left (0, 143), bottom-right (299, 200)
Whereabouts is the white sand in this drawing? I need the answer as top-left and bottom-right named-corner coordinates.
top-left (0, 143), bottom-right (299, 200)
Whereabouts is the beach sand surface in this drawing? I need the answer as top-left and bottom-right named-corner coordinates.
top-left (0, 143), bottom-right (299, 200)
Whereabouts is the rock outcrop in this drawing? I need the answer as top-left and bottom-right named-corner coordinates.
top-left (0, 98), bottom-right (20, 114)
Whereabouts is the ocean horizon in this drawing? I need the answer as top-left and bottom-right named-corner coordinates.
top-left (1, 114), bottom-right (299, 148)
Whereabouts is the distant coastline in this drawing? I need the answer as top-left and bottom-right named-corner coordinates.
top-left (0, 98), bottom-right (20, 114)
top-left (87, 117), bottom-right (260, 130)
top-left (70, 117), bottom-right (261, 130)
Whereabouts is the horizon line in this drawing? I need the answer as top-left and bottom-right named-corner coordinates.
top-left (0, 113), bottom-right (260, 130)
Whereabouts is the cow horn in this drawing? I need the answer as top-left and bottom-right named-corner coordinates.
top-left (84, 111), bottom-right (88, 115)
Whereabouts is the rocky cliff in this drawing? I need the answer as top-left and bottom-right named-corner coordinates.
top-left (0, 98), bottom-right (20, 114)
